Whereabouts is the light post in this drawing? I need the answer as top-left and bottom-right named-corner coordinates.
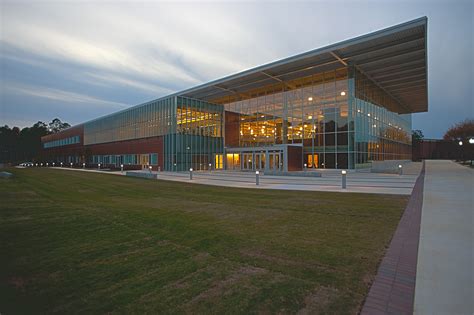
top-left (256, 170), bottom-right (260, 186)
top-left (341, 170), bottom-right (347, 189)
top-left (398, 164), bottom-right (403, 176)
top-left (98, 163), bottom-right (101, 171)
top-left (120, 164), bottom-right (124, 173)
top-left (189, 168), bottom-right (193, 180)
top-left (83, 163), bottom-right (85, 170)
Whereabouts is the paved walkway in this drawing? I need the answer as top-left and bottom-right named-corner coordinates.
top-left (361, 162), bottom-right (425, 314)
top-left (414, 160), bottom-right (473, 315)
top-left (47, 165), bottom-right (422, 195)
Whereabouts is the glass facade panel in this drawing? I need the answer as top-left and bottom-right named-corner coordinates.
top-left (352, 69), bottom-right (412, 168)
top-left (222, 68), bottom-right (351, 168)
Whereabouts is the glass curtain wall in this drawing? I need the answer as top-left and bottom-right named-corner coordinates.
top-left (223, 68), bottom-right (351, 169)
top-left (164, 96), bottom-right (224, 171)
top-left (83, 97), bottom-right (175, 145)
top-left (352, 69), bottom-right (412, 168)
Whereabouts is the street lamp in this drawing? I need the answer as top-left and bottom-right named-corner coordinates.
top-left (341, 170), bottom-right (347, 189)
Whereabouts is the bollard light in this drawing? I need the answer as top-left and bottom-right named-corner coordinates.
top-left (469, 138), bottom-right (474, 144)
top-left (209, 163), bottom-right (212, 171)
top-left (304, 163), bottom-right (307, 171)
top-left (120, 164), bottom-right (124, 173)
top-left (158, 166), bottom-right (161, 172)
top-left (60, 162), bottom-right (63, 167)
top-left (398, 164), bottom-right (403, 176)
top-left (46, 163), bottom-right (49, 166)
top-left (256, 170), bottom-right (260, 186)
top-left (149, 165), bottom-right (152, 173)
top-left (341, 170), bottom-right (347, 189)
top-left (52, 162), bottom-right (55, 167)
top-left (83, 162), bottom-right (86, 169)
top-left (35, 163), bottom-right (38, 167)
top-left (458, 140), bottom-right (463, 146)
top-left (98, 163), bottom-right (101, 170)
top-left (40, 163), bottom-right (43, 166)
top-left (189, 168), bottom-right (193, 180)
top-left (70, 162), bottom-right (73, 168)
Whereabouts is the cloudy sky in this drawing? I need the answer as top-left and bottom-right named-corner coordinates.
top-left (1, 0), bottom-right (472, 138)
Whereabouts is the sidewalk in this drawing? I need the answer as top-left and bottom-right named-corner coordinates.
top-left (414, 160), bottom-right (473, 315)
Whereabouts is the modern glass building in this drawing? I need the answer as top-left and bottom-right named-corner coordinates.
top-left (41, 17), bottom-right (428, 172)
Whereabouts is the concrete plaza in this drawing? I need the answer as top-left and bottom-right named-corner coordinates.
top-left (49, 163), bottom-right (422, 195)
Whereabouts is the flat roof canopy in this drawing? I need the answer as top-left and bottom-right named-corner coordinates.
top-left (179, 17), bottom-right (428, 114)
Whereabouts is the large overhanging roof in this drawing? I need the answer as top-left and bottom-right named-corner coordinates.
top-left (179, 17), bottom-right (428, 114)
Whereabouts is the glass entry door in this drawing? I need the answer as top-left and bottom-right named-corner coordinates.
top-left (268, 152), bottom-right (281, 171)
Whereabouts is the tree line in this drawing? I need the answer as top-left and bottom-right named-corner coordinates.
top-left (0, 118), bottom-right (71, 163)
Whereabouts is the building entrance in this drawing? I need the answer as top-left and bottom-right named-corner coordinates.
top-left (240, 151), bottom-right (281, 171)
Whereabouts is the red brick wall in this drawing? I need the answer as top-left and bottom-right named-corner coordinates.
top-left (225, 111), bottom-right (240, 147)
top-left (287, 146), bottom-right (302, 171)
top-left (86, 137), bottom-right (164, 168)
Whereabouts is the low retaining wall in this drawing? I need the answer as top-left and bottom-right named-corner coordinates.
top-left (371, 160), bottom-right (411, 174)
top-left (264, 170), bottom-right (322, 177)
top-left (126, 171), bottom-right (157, 179)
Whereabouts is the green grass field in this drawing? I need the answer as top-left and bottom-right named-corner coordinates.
top-left (0, 168), bottom-right (408, 314)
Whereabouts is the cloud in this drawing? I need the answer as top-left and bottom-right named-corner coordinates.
top-left (3, 83), bottom-right (127, 108)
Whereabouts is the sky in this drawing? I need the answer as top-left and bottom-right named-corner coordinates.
top-left (0, 0), bottom-right (472, 138)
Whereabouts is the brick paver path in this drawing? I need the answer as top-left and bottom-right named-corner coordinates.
top-left (360, 163), bottom-right (425, 314)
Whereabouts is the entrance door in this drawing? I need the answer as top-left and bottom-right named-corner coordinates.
top-left (268, 152), bottom-right (282, 171)
top-left (140, 154), bottom-right (149, 169)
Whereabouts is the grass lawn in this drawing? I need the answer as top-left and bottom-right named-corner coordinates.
top-left (0, 168), bottom-right (408, 314)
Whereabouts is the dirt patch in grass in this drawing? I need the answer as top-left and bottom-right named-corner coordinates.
top-left (297, 286), bottom-right (339, 314)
